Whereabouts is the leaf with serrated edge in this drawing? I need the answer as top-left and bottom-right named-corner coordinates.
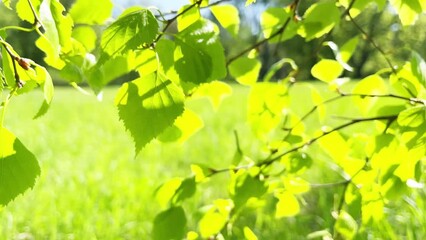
top-left (0, 127), bottom-right (40, 206)
top-left (115, 72), bottom-right (185, 153)
top-left (101, 8), bottom-right (158, 58)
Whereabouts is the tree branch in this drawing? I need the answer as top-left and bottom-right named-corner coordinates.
top-left (261, 114), bottom-right (398, 168)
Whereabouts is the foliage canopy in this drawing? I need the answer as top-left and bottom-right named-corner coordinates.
top-left (1, 0), bottom-right (426, 239)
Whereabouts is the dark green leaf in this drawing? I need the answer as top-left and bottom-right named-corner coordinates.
top-left (115, 72), bottom-right (185, 153)
top-left (153, 207), bottom-right (187, 240)
top-left (174, 19), bottom-right (227, 84)
top-left (0, 127), bottom-right (40, 205)
top-left (232, 173), bottom-right (267, 209)
top-left (172, 177), bottom-right (196, 205)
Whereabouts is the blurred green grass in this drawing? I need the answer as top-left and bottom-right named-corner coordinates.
top-left (0, 83), bottom-right (424, 239)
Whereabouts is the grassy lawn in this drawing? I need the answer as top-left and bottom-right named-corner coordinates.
top-left (0, 83), bottom-right (424, 239)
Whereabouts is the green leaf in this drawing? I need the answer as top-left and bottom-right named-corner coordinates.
top-left (190, 0), bottom-right (208, 6)
top-left (100, 8), bottom-right (158, 58)
top-left (88, 55), bottom-right (131, 92)
top-left (282, 152), bottom-right (312, 174)
top-left (174, 19), bottom-right (227, 85)
top-left (172, 177), bottom-right (196, 205)
top-left (132, 49), bottom-right (158, 77)
top-left (246, 0), bottom-right (256, 6)
top-left (2, 0), bottom-right (12, 9)
top-left (229, 57), bottom-right (261, 85)
top-left (72, 26), bottom-right (97, 52)
top-left (311, 59), bottom-right (343, 83)
top-left (192, 81), bottom-right (232, 110)
top-left (158, 109), bottom-right (204, 143)
top-left (115, 72), bottom-right (185, 153)
top-left (35, 0), bottom-right (73, 69)
top-left (334, 211), bottom-right (358, 240)
top-left (211, 5), bottom-right (240, 37)
top-left (177, 5), bottom-right (200, 31)
top-left (244, 227), bottom-right (258, 240)
top-left (390, 0), bottom-right (423, 26)
top-left (275, 191), bottom-right (300, 218)
top-left (231, 173), bottom-right (267, 209)
top-left (352, 74), bottom-right (387, 115)
top-left (198, 199), bottom-right (233, 238)
top-left (153, 207), bottom-right (187, 240)
top-left (263, 58), bottom-right (298, 82)
top-left (33, 64), bottom-right (54, 118)
top-left (16, 0), bottom-right (41, 24)
top-left (339, 0), bottom-right (374, 17)
top-left (248, 82), bottom-right (288, 138)
top-left (0, 127), bottom-right (40, 206)
top-left (69, 0), bottom-right (113, 24)
top-left (261, 7), bottom-right (299, 42)
top-left (298, 2), bottom-right (340, 41)
top-left (1, 37), bottom-right (15, 87)
top-left (410, 51), bottom-right (426, 88)
top-left (340, 36), bottom-right (359, 63)
top-left (155, 178), bottom-right (183, 208)
top-left (397, 106), bottom-right (426, 127)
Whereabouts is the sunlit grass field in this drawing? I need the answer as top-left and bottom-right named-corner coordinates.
top-left (0, 84), bottom-right (424, 239)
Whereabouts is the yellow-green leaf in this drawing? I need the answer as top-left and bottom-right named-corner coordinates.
top-left (229, 57), bottom-right (261, 85)
top-left (275, 191), bottom-right (300, 218)
top-left (311, 59), bottom-right (343, 83)
top-left (177, 5), bottom-right (200, 31)
top-left (211, 5), bottom-right (240, 37)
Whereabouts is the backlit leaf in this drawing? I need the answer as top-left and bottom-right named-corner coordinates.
top-left (298, 2), bottom-right (340, 41)
top-left (115, 72), bottom-right (185, 153)
top-left (211, 5), bottom-right (240, 37)
top-left (174, 19), bottom-right (227, 84)
top-left (248, 82), bottom-right (288, 138)
top-left (261, 7), bottom-right (299, 42)
top-left (397, 106), bottom-right (426, 127)
top-left (352, 74), bottom-right (387, 115)
top-left (410, 51), bottom-right (426, 88)
top-left (0, 127), bottom-right (40, 205)
top-left (246, 0), bottom-right (256, 6)
top-left (198, 199), bottom-right (233, 238)
top-left (229, 57), bottom-right (261, 85)
top-left (72, 26), bottom-right (97, 52)
top-left (390, 0), bottom-right (423, 26)
top-left (35, 0), bottom-right (73, 69)
top-left (334, 211), bottom-right (358, 240)
top-left (100, 8), bottom-right (158, 58)
top-left (70, 0), bottom-right (113, 24)
top-left (231, 173), bottom-right (267, 209)
top-left (244, 227), bottom-right (258, 240)
top-left (192, 81), bottom-right (232, 110)
top-left (311, 59), bottom-right (343, 83)
top-left (153, 207), bottom-right (187, 240)
top-left (275, 191), bottom-right (300, 218)
top-left (177, 5), bottom-right (200, 31)
top-left (158, 109), bottom-right (204, 143)
top-left (16, 0), bottom-right (41, 24)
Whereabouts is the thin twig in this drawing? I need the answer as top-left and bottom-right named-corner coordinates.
top-left (347, 13), bottom-right (397, 74)
top-left (261, 114), bottom-right (398, 168)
